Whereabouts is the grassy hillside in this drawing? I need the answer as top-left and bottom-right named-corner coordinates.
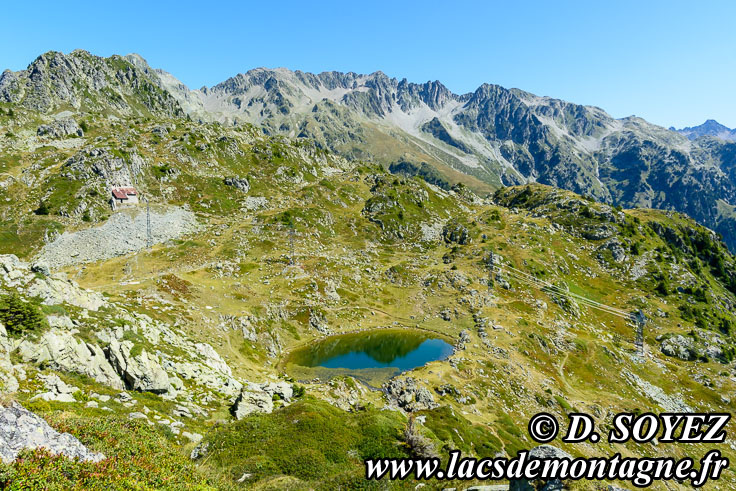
top-left (0, 100), bottom-right (735, 489)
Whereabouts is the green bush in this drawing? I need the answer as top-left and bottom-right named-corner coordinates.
top-left (34, 201), bottom-right (50, 216)
top-left (198, 398), bottom-right (409, 485)
top-left (0, 293), bottom-right (48, 337)
top-left (292, 384), bottom-right (306, 398)
top-left (0, 414), bottom-right (222, 489)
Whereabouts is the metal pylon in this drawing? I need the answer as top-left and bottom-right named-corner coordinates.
top-left (146, 197), bottom-right (152, 250)
top-left (288, 224), bottom-right (295, 266)
top-left (487, 251), bottom-right (495, 291)
top-left (631, 310), bottom-right (646, 356)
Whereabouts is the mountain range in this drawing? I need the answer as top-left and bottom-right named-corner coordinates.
top-left (1, 49), bottom-right (736, 488)
top-left (2, 50), bottom-right (735, 251)
top-left (674, 119), bottom-right (736, 141)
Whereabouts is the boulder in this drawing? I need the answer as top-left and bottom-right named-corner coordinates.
top-left (105, 340), bottom-right (170, 394)
top-left (46, 315), bottom-right (75, 329)
top-left (231, 388), bottom-right (273, 419)
top-left (30, 261), bottom-right (50, 277)
top-left (231, 381), bottom-right (294, 420)
top-left (0, 403), bottom-right (104, 464)
top-left (183, 431), bottom-right (203, 443)
top-left (18, 330), bottom-right (123, 389)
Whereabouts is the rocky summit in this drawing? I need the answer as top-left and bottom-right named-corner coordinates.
top-left (0, 50), bottom-right (735, 489)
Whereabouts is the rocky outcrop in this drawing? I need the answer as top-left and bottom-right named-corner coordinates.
top-left (0, 403), bottom-right (104, 463)
top-left (383, 377), bottom-right (438, 412)
top-left (159, 344), bottom-right (243, 399)
top-left (17, 330), bottom-right (123, 389)
top-left (31, 373), bottom-right (79, 402)
top-left (231, 381), bottom-right (293, 419)
top-left (37, 118), bottom-right (84, 138)
top-left (223, 177), bottom-right (250, 193)
top-left (0, 255), bottom-right (105, 311)
top-left (27, 275), bottom-right (106, 311)
top-left (660, 335), bottom-right (697, 361)
top-left (543, 282), bottom-right (580, 318)
top-left (442, 220), bottom-right (471, 245)
top-left (597, 238), bottom-right (628, 263)
top-left (105, 340), bottom-right (170, 394)
top-left (62, 147), bottom-right (146, 186)
top-left (659, 332), bottom-right (726, 363)
top-left (0, 50), bottom-right (183, 117)
top-left (0, 255), bottom-right (30, 288)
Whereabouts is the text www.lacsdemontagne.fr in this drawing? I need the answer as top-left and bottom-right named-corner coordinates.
top-left (365, 450), bottom-right (728, 487)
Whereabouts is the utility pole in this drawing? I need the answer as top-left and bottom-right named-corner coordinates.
top-left (632, 310), bottom-right (646, 356)
top-left (487, 250), bottom-right (495, 291)
top-left (145, 196), bottom-right (152, 250)
top-left (288, 223), bottom-right (295, 266)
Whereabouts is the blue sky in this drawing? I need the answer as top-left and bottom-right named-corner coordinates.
top-left (2, 1), bottom-right (735, 128)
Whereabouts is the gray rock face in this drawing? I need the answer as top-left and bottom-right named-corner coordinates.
top-left (0, 50), bottom-right (183, 117)
top-left (159, 347), bottom-right (243, 399)
top-left (37, 118), bottom-right (84, 138)
top-left (0, 254), bottom-right (105, 310)
top-left (17, 329), bottom-right (123, 389)
top-left (62, 147), bottom-right (145, 186)
top-left (223, 177), bottom-right (250, 193)
top-left (231, 381), bottom-right (293, 419)
top-left (27, 275), bottom-right (106, 311)
top-left (105, 340), bottom-right (170, 394)
top-left (0, 403), bottom-right (104, 463)
top-left (383, 377), bottom-right (438, 412)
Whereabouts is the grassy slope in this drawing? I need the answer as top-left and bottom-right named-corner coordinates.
top-left (1, 109), bottom-right (735, 489)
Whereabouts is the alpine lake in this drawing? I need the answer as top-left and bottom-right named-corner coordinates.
top-left (284, 328), bottom-right (454, 387)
